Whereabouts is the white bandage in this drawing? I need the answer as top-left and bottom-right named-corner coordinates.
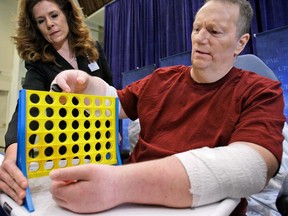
top-left (104, 83), bottom-right (121, 115)
top-left (105, 83), bottom-right (118, 98)
top-left (175, 144), bottom-right (267, 207)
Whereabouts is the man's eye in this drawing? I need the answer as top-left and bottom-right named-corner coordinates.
top-left (211, 29), bottom-right (222, 35)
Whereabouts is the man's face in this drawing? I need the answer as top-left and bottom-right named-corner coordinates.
top-left (191, 1), bottom-right (242, 71)
top-left (33, 0), bottom-right (69, 50)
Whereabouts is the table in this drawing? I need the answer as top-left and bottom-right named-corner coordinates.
top-left (0, 154), bottom-right (240, 216)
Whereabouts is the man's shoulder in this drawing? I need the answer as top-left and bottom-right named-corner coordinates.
top-left (153, 65), bottom-right (190, 75)
top-left (235, 67), bottom-right (280, 86)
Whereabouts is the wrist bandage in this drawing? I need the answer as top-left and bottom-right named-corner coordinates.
top-left (105, 83), bottom-right (118, 98)
top-left (105, 83), bottom-right (121, 114)
top-left (175, 144), bottom-right (267, 207)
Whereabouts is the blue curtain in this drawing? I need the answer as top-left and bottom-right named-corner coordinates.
top-left (104, 0), bottom-right (203, 88)
top-left (104, 0), bottom-right (288, 89)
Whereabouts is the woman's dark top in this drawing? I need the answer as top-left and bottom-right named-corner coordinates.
top-left (5, 41), bottom-right (113, 148)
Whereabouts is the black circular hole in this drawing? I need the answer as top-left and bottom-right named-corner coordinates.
top-left (72, 144), bottom-right (79, 153)
top-left (59, 108), bottom-right (67, 117)
top-left (72, 132), bottom-right (79, 141)
top-left (58, 145), bottom-right (67, 155)
top-left (45, 120), bottom-right (53, 130)
top-left (72, 97), bottom-right (79, 105)
top-left (29, 107), bottom-right (39, 117)
top-left (95, 142), bottom-right (101, 151)
top-left (46, 107), bottom-right (54, 117)
top-left (95, 154), bottom-right (101, 162)
top-left (105, 120), bottom-right (111, 128)
top-left (105, 131), bottom-right (111, 139)
top-left (84, 143), bottom-right (90, 152)
top-left (84, 120), bottom-right (90, 129)
top-left (95, 120), bottom-right (101, 128)
top-left (59, 120), bottom-right (67, 130)
top-left (95, 131), bottom-right (101, 139)
top-left (106, 142), bottom-right (111, 150)
top-left (59, 133), bottom-right (67, 142)
top-left (72, 108), bottom-right (79, 117)
top-left (106, 152), bottom-right (111, 160)
top-left (84, 132), bottom-right (90, 141)
top-left (28, 134), bottom-right (37, 144)
top-left (29, 120), bottom-right (39, 131)
top-left (44, 133), bottom-right (53, 143)
top-left (72, 120), bottom-right (79, 129)
top-left (30, 94), bottom-right (40, 104)
top-left (45, 95), bottom-right (53, 104)
top-left (45, 147), bottom-right (53, 157)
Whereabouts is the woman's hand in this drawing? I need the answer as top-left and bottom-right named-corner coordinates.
top-left (0, 144), bottom-right (28, 205)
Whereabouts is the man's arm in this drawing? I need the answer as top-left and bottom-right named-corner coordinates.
top-left (51, 69), bottom-right (128, 119)
top-left (49, 142), bottom-right (275, 213)
top-left (49, 155), bottom-right (191, 213)
top-left (175, 142), bottom-right (276, 207)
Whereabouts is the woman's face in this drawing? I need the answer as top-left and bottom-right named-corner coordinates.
top-left (32, 0), bottom-right (69, 50)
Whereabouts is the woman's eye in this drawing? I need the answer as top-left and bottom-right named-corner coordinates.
top-left (51, 13), bottom-right (58, 18)
top-left (36, 19), bottom-right (44, 24)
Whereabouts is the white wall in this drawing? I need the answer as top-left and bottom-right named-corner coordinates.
top-left (0, 0), bottom-right (20, 149)
top-left (0, 0), bottom-right (17, 78)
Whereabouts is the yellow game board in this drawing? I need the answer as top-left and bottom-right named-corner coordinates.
top-left (16, 89), bottom-right (121, 212)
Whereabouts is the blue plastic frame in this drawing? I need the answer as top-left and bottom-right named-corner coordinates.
top-left (16, 89), bottom-right (35, 212)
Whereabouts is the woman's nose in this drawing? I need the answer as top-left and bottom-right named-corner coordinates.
top-left (46, 18), bottom-right (54, 28)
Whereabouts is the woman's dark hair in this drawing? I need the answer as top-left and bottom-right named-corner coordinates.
top-left (12, 0), bottom-right (99, 63)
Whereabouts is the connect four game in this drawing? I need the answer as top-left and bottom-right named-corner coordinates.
top-left (16, 89), bottom-right (121, 212)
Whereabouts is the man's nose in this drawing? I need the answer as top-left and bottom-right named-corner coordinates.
top-left (195, 29), bottom-right (209, 43)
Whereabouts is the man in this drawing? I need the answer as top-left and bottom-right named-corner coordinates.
top-left (49, 0), bottom-right (285, 215)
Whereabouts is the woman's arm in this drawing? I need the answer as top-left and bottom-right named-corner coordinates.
top-left (0, 144), bottom-right (28, 205)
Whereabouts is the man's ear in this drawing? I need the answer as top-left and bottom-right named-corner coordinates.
top-left (235, 33), bottom-right (250, 56)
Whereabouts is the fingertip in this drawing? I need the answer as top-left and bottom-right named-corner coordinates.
top-left (76, 77), bottom-right (85, 85)
top-left (49, 169), bottom-right (58, 179)
top-left (16, 198), bottom-right (23, 206)
top-left (20, 180), bottom-right (29, 189)
top-left (63, 88), bottom-right (71, 93)
top-left (18, 190), bottom-right (26, 200)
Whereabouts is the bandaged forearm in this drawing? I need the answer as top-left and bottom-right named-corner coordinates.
top-left (104, 83), bottom-right (121, 114)
top-left (105, 82), bottom-right (118, 98)
top-left (175, 144), bottom-right (267, 207)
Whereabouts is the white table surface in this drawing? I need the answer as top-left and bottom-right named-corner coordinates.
top-left (0, 154), bottom-right (240, 216)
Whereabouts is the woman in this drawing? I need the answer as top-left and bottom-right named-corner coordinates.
top-left (0, 0), bottom-right (113, 205)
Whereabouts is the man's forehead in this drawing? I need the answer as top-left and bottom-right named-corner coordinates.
top-left (194, 1), bottom-right (239, 23)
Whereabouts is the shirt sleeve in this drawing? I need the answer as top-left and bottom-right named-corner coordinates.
top-left (230, 79), bottom-right (286, 164)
